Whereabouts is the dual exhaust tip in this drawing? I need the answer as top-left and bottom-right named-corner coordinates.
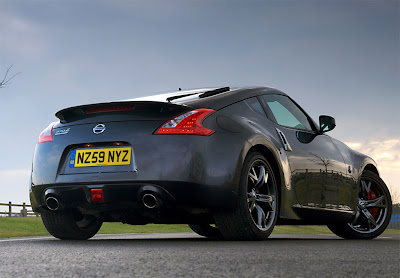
top-left (45, 192), bottom-right (162, 211)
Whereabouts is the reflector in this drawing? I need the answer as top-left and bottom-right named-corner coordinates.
top-left (91, 189), bottom-right (104, 203)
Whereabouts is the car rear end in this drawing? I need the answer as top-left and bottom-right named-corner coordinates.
top-left (30, 99), bottom-right (243, 224)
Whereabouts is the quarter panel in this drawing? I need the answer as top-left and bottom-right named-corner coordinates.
top-left (216, 100), bottom-right (301, 220)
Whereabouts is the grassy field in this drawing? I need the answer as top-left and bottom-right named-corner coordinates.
top-left (0, 217), bottom-right (399, 238)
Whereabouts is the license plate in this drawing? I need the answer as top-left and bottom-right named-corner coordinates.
top-left (69, 147), bottom-right (132, 167)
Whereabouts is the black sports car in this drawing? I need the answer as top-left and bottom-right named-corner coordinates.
top-left (30, 87), bottom-right (392, 240)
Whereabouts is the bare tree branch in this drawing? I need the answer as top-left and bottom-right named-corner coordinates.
top-left (308, 153), bottom-right (332, 172)
top-left (0, 65), bottom-right (21, 88)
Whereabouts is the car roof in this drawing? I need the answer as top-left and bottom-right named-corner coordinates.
top-left (130, 86), bottom-right (287, 110)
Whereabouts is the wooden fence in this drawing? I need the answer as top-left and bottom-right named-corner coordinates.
top-left (0, 202), bottom-right (39, 217)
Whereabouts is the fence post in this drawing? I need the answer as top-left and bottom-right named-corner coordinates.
top-left (8, 201), bottom-right (12, 217)
top-left (21, 202), bottom-right (28, 217)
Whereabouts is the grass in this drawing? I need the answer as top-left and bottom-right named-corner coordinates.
top-left (0, 217), bottom-right (193, 238)
top-left (0, 217), bottom-right (399, 238)
top-left (0, 217), bottom-right (49, 238)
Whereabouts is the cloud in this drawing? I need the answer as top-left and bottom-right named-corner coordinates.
top-left (0, 169), bottom-right (31, 204)
top-left (345, 139), bottom-right (400, 202)
top-left (345, 139), bottom-right (400, 172)
top-left (0, 11), bottom-right (46, 58)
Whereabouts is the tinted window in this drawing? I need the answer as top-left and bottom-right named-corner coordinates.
top-left (245, 97), bottom-right (265, 116)
top-left (262, 95), bottom-right (313, 131)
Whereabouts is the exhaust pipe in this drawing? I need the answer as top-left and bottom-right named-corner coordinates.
top-left (46, 197), bottom-right (60, 211)
top-left (142, 193), bottom-right (159, 209)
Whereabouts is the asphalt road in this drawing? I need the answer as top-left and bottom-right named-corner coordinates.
top-left (0, 233), bottom-right (398, 278)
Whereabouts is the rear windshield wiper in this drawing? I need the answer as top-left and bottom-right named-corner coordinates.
top-left (166, 87), bottom-right (230, 102)
top-left (167, 93), bottom-right (200, 102)
top-left (199, 87), bottom-right (230, 98)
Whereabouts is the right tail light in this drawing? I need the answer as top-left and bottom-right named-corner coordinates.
top-left (154, 109), bottom-right (215, 136)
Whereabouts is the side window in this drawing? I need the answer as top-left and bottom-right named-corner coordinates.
top-left (245, 97), bottom-right (266, 116)
top-left (262, 95), bottom-right (313, 131)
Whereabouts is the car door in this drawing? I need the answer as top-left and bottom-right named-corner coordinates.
top-left (259, 94), bottom-right (352, 211)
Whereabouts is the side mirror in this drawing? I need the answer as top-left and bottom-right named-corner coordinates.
top-left (319, 115), bottom-right (336, 133)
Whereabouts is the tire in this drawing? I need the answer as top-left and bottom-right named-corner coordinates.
top-left (214, 152), bottom-right (279, 240)
top-left (328, 170), bottom-right (392, 239)
top-left (41, 210), bottom-right (103, 240)
top-left (188, 224), bottom-right (221, 238)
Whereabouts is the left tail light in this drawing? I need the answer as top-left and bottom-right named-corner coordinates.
top-left (38, 122), bottom-right (56, 143)
top-left (154, 109), bottom-right (215, 136)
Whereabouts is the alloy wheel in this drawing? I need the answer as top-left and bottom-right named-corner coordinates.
top-left (246, 160), bottom-right (277, 231)
top-left (348, 177), bottom-right (389, 233)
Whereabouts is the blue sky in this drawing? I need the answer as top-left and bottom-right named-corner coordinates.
top-left (0, 0), bottom-right (399, 205)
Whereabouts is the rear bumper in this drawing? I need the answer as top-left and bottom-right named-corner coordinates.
top-left (30, 181), bottom-right (237, 213)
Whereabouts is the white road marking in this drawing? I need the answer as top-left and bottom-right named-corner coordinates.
top-left (0, 236), bottom-right (55, 242)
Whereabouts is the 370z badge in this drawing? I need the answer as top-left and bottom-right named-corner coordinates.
top-left (54, 128), bottom-right (70, 136)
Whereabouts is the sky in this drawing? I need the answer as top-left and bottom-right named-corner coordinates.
top-left (0, 0), bottom-right (399, 206)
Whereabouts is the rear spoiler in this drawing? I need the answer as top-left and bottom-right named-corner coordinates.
top-left (55, 101), bottom-right (190, 123)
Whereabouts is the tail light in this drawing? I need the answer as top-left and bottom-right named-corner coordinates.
top-left (154, 109), bottom-right (215, 136)
top-left (38, 122), bottom-right (56, 143)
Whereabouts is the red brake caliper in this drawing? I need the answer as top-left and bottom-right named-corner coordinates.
top-left (368, 190), bottom-right (378, 218)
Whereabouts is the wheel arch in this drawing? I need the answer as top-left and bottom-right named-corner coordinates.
top-left (356, 162), bottom-right (380, 192)
top-left (357, 158), bottom-right (380, 185)
top-left (247, 144), bottom-right (283, 197)
top-left (363, 163), bottom-right (379, 176)
top-left (350, 150), bottom-right (380, 184)
top-left (233, 135), bottom-right (299, 220)
top-left (238, 141), bottom-right (288, 215)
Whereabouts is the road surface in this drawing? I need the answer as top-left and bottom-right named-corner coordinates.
top-left (0, 233), bottom-right (398, 277)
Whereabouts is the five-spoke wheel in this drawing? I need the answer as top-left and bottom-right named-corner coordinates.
top-left (246, 160), bottom-right (277, 232)
top-left (348, 177), bottom-right (390, 233)
top-left (328, 170), bottom-right (392, 239)
top-left (214, 152), bottom-right (278, 240)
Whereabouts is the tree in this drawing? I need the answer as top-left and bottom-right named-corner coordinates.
top-left (0, 65), bottom-right (20, 88)
top-left (388, 184), bottom-right (400, 205)
top-left (309, 153), bottom-right (332, 173)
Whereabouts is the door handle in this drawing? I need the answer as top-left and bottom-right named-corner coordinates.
top-left (276, 128), bottom-right (292, 151)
